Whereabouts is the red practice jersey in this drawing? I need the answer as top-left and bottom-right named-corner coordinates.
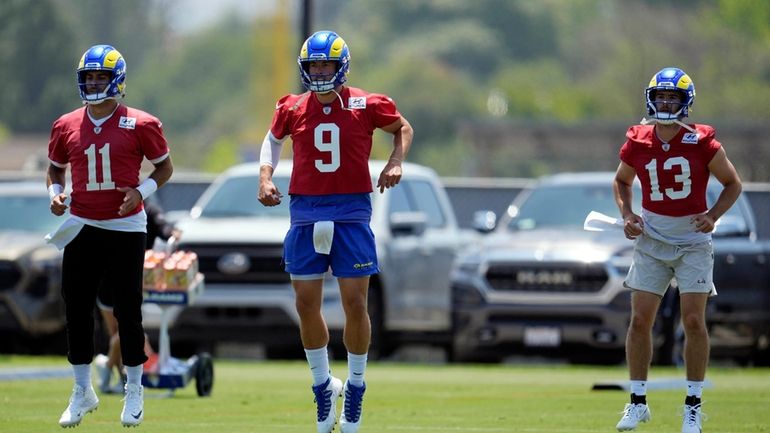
top-left (620, 124), bottom-right (721, 217)
top-left (48, 105), bottom-right (169, 220)
top-left (270, 86), bottom-right (402, 195)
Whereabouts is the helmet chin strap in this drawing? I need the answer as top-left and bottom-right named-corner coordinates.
top-left (640, 117), bottom-right (697, 134)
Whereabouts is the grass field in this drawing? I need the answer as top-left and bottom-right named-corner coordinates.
top-left (1, 355), bottom-right (768, 432)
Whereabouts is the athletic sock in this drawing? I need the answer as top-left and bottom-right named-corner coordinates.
top-left (686, 380), bottom-right (704, 399)
top-left (347, 352), bottom-right (367, 387)
top-left (305, 346), bottom-right (331, 386)
top-left (72, 364), bottom-right (91, 389)
top-left (125, 365), bottom-right (143, 386)
top-left (630, 380), bottom-right (647, 404)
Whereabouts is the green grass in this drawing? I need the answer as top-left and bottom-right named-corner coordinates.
top-left (1, 355), bottom-right (769, 432)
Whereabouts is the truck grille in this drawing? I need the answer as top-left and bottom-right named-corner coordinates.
top-left (178, 243), bottom-right (289, 285)
top-left (485, 262), bottom-right (607, 293)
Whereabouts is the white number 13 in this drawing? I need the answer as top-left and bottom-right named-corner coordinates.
top-left (644, 157), bottom-right (691, 201)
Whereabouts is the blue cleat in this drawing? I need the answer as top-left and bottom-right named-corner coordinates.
top-left (340, 381), bottom-right (366, 433)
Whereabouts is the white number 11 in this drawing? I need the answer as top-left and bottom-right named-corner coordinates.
top-left (84, 143), bottom-right (116, 191)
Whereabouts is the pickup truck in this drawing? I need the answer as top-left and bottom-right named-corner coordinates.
top-left (450, 172), bottom-right (770, 365)
top-left (150, 160), bottom-right (471, 358)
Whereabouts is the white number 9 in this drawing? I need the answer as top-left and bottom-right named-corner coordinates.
top-left (314, 123), bottom-right (340, 172)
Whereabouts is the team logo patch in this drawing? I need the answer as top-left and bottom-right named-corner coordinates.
top-left (347, 97), bottom-right (366, 109)
top-left (682, 132), bottom-right (699, 144)
top-left (119, 116), bottom-right (137, 129)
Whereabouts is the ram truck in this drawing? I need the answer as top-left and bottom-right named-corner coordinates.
top-left (451, 172), bottom-right (770, 365)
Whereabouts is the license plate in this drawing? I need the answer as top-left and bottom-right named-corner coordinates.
top-left (524, 326), bottom-right (561, 347)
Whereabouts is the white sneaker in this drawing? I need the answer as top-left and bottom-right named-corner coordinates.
top-left (93, 354), bottom-right (112, 394)
top-left (59, 385), bottom-right (99, 428)
top-left (121, 384), bottom-right (144, 427)
top-left (616, 403), bottom-right (651, 431)
top-left (340, 381), bottom-right (366, 433)
top-left (311, 377), bottom-right (343, 433)
top-left (682, 403), bottom-right (704, 433)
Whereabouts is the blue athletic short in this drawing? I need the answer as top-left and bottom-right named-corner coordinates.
top-left (283, 222), bottom-right (379, 278)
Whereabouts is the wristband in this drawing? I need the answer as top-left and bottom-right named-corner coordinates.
top-left (135, 178), bottom-right (158, 199)
top-left (48, 184), bottom-right (64, 200)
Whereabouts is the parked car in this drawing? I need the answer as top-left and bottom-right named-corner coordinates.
top-left (0, 182), bottom-right (67, 353)
top-left (149, 160), bottom-right (473, 359)
top-left (450, 172), bottom-right (770, 365)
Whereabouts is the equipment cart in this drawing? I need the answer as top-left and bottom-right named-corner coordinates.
top-left (142, 272), bottom-right (213, 397)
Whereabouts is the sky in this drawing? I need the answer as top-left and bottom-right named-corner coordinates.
top-left (161, 0), bottom-right (281, 34)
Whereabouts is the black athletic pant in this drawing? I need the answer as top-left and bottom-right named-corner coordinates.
top-left (61, 224), bottom-right (148, 367)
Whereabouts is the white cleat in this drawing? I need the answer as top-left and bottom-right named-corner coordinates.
top-left (93, 354), bottom-right (112, 394)
top-left (312, 377), bottom-right (343, 433)
top-left (340, 381), bottom-right (366, 433)
top-left (120, 384), bottom-right (144, 427)
top-left (616, 403), bottom-right (651, 431)
top-left (59, 385), bottom-right (99, 428)
top-left (681, 403), bottom-right (704, 433)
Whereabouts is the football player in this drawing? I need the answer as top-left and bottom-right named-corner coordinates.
top-left (258, 30), bottom-right (413, 433)
top-left (613, 67), bottom-right (742, 433)
top-left (46, 44), bottom-right (173, 428)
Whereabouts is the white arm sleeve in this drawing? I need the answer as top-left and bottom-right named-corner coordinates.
top-left (259, 131), bottom-right (286, 168)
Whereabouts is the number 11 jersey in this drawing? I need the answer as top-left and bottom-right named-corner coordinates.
top-left (48, 105), bottom-right (169, 220)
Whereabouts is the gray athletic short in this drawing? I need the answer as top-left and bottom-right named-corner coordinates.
top-left (624, 235), bottom-right (716, 296)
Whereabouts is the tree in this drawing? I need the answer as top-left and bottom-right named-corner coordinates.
top-left (0, 0), bottom-right (75, 132)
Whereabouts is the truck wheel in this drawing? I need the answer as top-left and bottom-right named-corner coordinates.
top-left (195, 352), bottom-right (214, 397)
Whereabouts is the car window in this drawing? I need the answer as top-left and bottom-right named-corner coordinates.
top-left (507, 183), bottom-right (641, 231)
top-left (410, 180), bottom-right (446, 227)
top-left (386, 179), bottom-right (446, 228)
top-left (387, 182), bottom-right (411, 214)
top-left (0, 195), bottom-right (61, 233)
top-left (200, 176), bottom-right (291, 218)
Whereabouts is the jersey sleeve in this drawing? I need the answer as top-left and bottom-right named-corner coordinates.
top-left (138, 115), bottom-right (170, 162)
top-left (47, 117), bottom-right (69, 166)
top-left (697, 124), bottom-right (721, 162)
top-left (368, 94), bottom-right (401, 128)
top-left (270, 94), bottom-right (298, 140)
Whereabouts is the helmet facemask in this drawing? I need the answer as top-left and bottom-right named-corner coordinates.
top-left (645, 88), bottom-right (689, 124)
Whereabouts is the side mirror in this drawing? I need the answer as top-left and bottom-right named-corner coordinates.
top-left (471, 210), bottom-right (497, 233)
top-left (389, 211), bottom-right (428, 237)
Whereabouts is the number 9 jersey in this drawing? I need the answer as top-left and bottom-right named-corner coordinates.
top-left (619, 124), bottom-right (721, 217)
top-left (48, 105), bottom-right (170, 220)
top-left (270, 86), bottom-right (402, 195)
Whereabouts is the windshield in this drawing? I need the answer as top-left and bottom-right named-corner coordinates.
top-left (199, 176), bottom-right (291, 218)
top-left (0, 194), bottom-right (62, 233)
top-left (506, 183), bottom-right (641, 231)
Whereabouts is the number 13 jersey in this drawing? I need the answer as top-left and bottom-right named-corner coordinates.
top-left (48, 105), bottom-right (170, 220)
top-left (270, 86), bottom-right (402, 196)
top-left (619, 124), bottom-right (721, 217)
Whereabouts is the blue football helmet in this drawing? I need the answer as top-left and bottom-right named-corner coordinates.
top-left (298, 31), bottom-right (350, 93)
top-left (77, 45), bottom-right (126, 104)
top-left (645, 67), bottom-right (695, 123)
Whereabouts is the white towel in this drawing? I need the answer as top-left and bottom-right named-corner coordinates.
top-left (313, 221), bottom-right (334, 255)
top-left (45, 218), bottom-right (85, 250)
top-left (583, 211), bottom-right (623, 232)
